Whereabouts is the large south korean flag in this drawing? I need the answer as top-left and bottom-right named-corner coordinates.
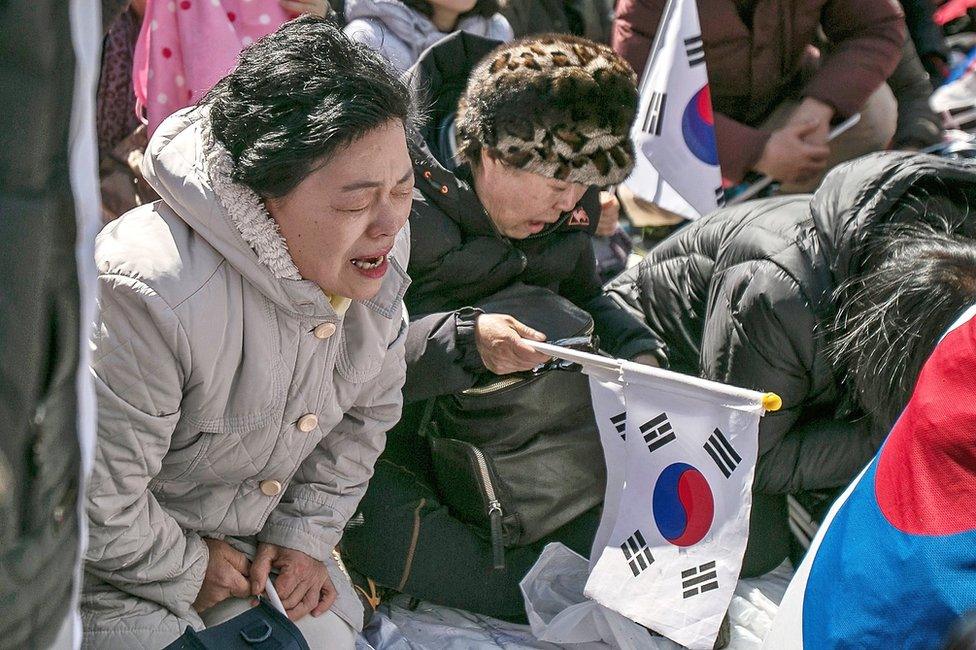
top-left (584, 362), bottom-right (773, 649)
top-left (764, 305), bottom-right (976, 649)
top-left (626, 0), bottom-right (723, 219)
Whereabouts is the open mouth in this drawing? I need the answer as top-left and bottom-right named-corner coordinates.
top-left (350, 254), bottom-right (386, 270)
top-left (350, 248), bottom-right (392, 278)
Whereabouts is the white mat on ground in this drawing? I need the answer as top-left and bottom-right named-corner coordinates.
top-left (358, 543), bottom-right (792, 650)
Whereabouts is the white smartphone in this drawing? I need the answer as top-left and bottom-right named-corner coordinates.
top-left (827, 113), bottom-right (862, 142)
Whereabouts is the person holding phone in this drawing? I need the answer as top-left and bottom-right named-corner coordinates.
top-left (612, 0), bottom-right (907, 191)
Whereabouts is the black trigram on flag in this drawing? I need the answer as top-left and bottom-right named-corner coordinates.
top-left (681, 561), bottom-right (719, 598)
top-left (611, 412), bottom-right (627, 440)
top-left (621, 529), bottom-right (655, 577)
top-left (704, 427), bottom-right (742, 478)
top-left (641, 412), bottom-right (677, 453)
top-left (684, 35), bottom-right (705, 67)
top-left (641, 91), bottom-right (667, 136)
top-left (715, 187), bottom-right (727, 207)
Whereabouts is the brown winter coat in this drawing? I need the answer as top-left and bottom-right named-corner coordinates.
top-left (612, 0), bottom-right (906, 182)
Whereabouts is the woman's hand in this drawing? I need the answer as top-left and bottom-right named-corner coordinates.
top-left (596, 191), bottom-right (620, 237)
top-left (631, 352), bottom-right (660, 368)
top-left (474, 313), bottom-right (551, 375)
top-left (192, 538), bottom-right (252, 613)
top-left (279, 0), bottom-right (330, 18)
top-left (754, 120), bottom-right (830, 185)
top-left (250, 543), bottom-right (336, 621)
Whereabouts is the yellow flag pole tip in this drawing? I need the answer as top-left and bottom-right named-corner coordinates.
top-left (762, 393), bottom-right (782, 412)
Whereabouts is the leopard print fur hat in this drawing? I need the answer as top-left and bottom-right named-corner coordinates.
top-left (456, 34), bottom-right (639, 187)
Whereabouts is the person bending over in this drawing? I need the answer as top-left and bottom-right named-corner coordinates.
top-left (341, 33), bottom-right (664, 620)
top-left (605, 152), bottom-right (976, 575)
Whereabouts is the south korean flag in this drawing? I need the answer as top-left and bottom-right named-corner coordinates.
top-left (584, 361), bottom-right (768, 650)
top-left (625, 0), bottom-right (723, 220)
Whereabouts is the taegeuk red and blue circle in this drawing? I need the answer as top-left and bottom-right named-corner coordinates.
top-left (653, 462), bottom-right (715, 546)
top-left (681, 86), bottom-right (719, 166)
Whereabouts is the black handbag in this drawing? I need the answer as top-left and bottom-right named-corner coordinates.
top-left (423, 284), bottom-right (607, 569)
top-left (163, 600), bottom-right (309, 650)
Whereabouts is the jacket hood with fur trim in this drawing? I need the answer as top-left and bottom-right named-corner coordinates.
top-left (139, 106), bottom-right (410, 319)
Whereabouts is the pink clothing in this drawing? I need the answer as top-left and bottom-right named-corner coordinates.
top-left (934, 0), bottom-right (976, 25)
top-left (134, 0), bottom-right (291, 134)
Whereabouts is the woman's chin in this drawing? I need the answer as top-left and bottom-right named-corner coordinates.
top-left (321, 276), bottom-right (383, 303)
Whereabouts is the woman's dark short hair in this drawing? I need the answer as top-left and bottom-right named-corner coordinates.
top-left (204, 15), bottom-right (416, 198)
top-left (401, 0), bottom-right (500, 19)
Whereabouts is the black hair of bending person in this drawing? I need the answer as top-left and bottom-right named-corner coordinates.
top-left (400, 0), bottom-right (501, 19)
top-left (829, 222), bottom-right (976, 433)
top-left (203, 15), bottom-right (418, 199)
top-left (944, 610), bottom-right (976, 650)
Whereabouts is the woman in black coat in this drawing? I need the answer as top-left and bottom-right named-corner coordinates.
top-left (607, 152), bottom-right (976, 574)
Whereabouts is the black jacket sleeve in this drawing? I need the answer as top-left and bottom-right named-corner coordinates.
top-left (888, 39), bottom-right (943, 149)
top-left (402, 308), bottom-right (486, 404)
top-left (559, 239), bottom-right (665, 362)
top-left (899, 0), bottom-right (948, 60)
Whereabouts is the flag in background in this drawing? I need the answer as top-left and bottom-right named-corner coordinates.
top-left (625, 0), bottom-right (724, 220)
top-left (584, 361), bottom-right (773, 649)
top-left (764, 304), bottom-right (976, 650)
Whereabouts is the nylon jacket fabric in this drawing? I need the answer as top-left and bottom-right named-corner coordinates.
top-left (343, 0), bottom-right (512, 72)
top-left (888, 39), bottom-right (943, 149)
top-left (606, 152), bottom-right (976, 496)
top-left (399, 32), bottom-right (664, 403)
top-left (82, 107), bottom-right (410, 648)
top-left (899, 0), bottom-right (948, 61)
top-left (611, 0), bottom-right (906, 182)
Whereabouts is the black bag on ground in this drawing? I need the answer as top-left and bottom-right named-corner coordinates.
top-left (163, 600), bottom-right (309, 650)
top-left (423, 284), bottom-right (607, 569)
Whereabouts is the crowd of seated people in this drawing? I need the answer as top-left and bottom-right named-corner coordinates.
top-left (4, 0), bottom-right (976, 648)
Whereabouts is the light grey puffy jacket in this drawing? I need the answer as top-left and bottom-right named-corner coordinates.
top-left (82, 107), bottom-right (409, 645)
top-left (343, 0), bottom-right (512, 72)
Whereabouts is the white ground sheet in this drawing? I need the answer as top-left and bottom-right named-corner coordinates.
top-left (358, 544), bottom-right (793, 650)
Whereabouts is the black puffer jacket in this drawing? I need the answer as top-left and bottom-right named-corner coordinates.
top-left (500, 0), bottom-right (613, 42)
top-left (402, 32), bottom-right (663, 403)
top-left (607, 152), bottom-right (976, 496)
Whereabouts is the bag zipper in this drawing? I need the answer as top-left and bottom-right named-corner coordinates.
top-left (461, 375), bottom-right (526, 396)
top-left (470, 445), bottom-right (506, 570)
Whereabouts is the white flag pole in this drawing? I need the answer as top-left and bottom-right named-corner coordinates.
top-left (523, 339), bottom-right (781, 411)
top-left (637, 0), bottom-right (680, 90)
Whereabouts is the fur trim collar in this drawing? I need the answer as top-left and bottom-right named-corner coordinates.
top-left (202, 122), bottom-right (302, 281)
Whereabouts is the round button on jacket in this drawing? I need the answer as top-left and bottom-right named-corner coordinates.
top-left (313, 322), bottom-right (336, 339)
top-left (297, 413), bottom-right (319, 432)
top-left (259, 479), bottom-right (282, 496)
